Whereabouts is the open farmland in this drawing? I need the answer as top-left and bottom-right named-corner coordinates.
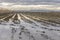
top-left (22, 12), bottom-right (60, 24)
top-left (0, 12), bottom-right (60, 40)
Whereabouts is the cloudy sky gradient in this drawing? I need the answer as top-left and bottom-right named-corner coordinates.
top-left (0, 0), bottom-right (60, 5)
top-left (0, 0), bottom-right (60, 11)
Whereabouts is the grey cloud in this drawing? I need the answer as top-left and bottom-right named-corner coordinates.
top-left (0, 0), bottom-right (60, 5)
top-left (0, 0), bottom-right (60, 2)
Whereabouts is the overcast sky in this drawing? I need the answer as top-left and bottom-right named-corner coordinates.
top-left (0, 0), bottom-right (60, 5)
top-left (0, 0), bottom-right (60, 11)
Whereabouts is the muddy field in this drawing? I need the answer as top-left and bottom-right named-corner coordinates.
top-left (0, 12), bottom-right (60, 40)
top-left (22, 12), bottom-right (60, 24)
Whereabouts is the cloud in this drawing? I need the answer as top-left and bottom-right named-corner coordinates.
top-left (0, 0), bottom-right (60, 11)
top-left (8, 5), bottom-right (60, 11)
top-left (0, 2), bottom-right (14, 6)
top-left (0, 0), bottom-right (60, 5)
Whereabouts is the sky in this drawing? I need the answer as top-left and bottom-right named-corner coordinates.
top-left (0, 0), bottom-right (60, 11)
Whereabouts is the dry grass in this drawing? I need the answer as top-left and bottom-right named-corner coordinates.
top-left (22, 12), bottom-right (60, 24)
